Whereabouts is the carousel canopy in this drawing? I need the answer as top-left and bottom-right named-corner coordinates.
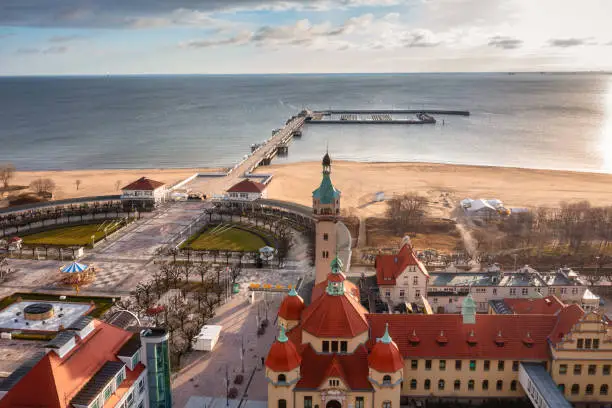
top-left (61, 261), bottom-right (89, 274)
top-left (259, 246), bottom-right (276, 254)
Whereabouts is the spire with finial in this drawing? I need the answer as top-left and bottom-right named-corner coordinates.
top-left (278, 325), bottom-right (289, 343)
top-left (379, 323), bottom-right (392, 344)
top-left (288, 287), bottom-right (298, 297)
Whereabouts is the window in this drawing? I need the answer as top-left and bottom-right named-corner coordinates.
top-left (468, 380), bottom-right (475, 391)
top-left (91, 400), bottom-right (101, 408)
top-left (433, 298), bottom-right (438, 304)
top-left (278, 374), bottom-right (286, 383)
top-left (399, 289), bottom-right (405, 298)
top-left (482, 380), bottom-right (489, 390)
top-left (548, 288), bottom-right (556, 295)
top-left (411, 360), bottom-right (418, 370)
top-left (382, 401), bottom-right (391, 408)
top-left (604, 365), bottom-right (611, 375)
top-left (415, 289), bottom-right (421, 298)
top-left (601, 384), bottom-right (609, 396)
top-left (410, 379), bottom-right (417, 390)
top-left (355, 397), bottom-right (364, 408)
top-left (138, 378), bottom-right (144, 394)
top-left (116, 370), bottom-right (125, 388)
top-left (484, 360), bottom-right (490, 371)
top-left (329, 379), bottom-right (340, 387)
top-left (511, 380), bottom-right (517, 391)
top-left (455, 360), bottom-right (462, 370)
top-left (572, 287), bottom-right (578, 294)
top-left (509, 288), bottom-right (516, 296)
top-left (331, 341), bottom-right (338, 353)
top-left (558, 384), bottom-right (565, 393)
top-left (559, 364), bottom-right (567, 375)
top-left (131, 351), bottom-right (140, 368)
top-left (385, 290), bottom-right (391, 298)
top-left (496, 380), bottom-right (503, 391)
top-left (323, 341), bottom-right (330, 352)
top-left (593, 339), bottom-right (600, 349)
top-left (574, 364), bottom-right (582, 375)
top-left (323, 233), bottom-right (329, 241)
top-left (413, 276), bottom-right (418, 285)
top-left (470, 360), bottom-right (476, 371)
top-left (512, 361), bottom-right (519, 372)
top-left (138, 401), bottom-right (144, 408)
top-left (438, 379), bottom-right (445, 390)
top-left (424, 379), bottom-right (431, 390)
top-left (382, 375), bottom-right (392, 385)
top-left (588, 365), bottom-right (596, 375)
top-left (586, 384), bottom-right (594, 395)
top-left (585, 338), bottom-right (592, 349)
top-left (560, 288), bottom-right (567, 294)
top-left (521, 288), bottom-right (528, 295)
top-left (577, 338), bottom-right (584, 349)
top-left (425, 360), bottom-right (432, 370)
top-left (571, 384), bottom-right (579, 395)
top-left (498, 361), bottom-right (505, 371)
top-left (304, 397), bottom-right (313, 408)
top-left (340, 341), bottom-right (347, 353)
top-left (454, 380), bottom-right (461, 391)
top-left (103, 386), bottom-right (112, 401)
top-left (279, 399), bottom-right (287, 408)
top-left (439, 360), bottom-right (446, 371)
top-left (492, 288), bottom-right (497, 295)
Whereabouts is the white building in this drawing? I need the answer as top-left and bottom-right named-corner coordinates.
top-left (226, 179), bottom-right (267, 201)
top-left (121, 177), bottom-right (167, 210)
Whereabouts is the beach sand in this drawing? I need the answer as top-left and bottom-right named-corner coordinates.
top-left (7, 162), bottom-right (612, 217)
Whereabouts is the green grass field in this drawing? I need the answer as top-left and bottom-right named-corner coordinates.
top-left (185, 224), bottom-right (268, 251)
top-left (21, 220), bottom-right (124, 247)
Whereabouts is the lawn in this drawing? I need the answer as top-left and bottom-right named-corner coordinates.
top-left (184, 224), bottom-right (268, 251)
top-left (21, 220), bottom-right (125, 247)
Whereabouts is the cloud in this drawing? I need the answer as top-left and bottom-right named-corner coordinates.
top-left (488, 35), bottom-right (522, 49)
top-left (181, 31), bottom-right (252, 48)
top-left (403, 29), bottom-right (441, 47)
top-left (548, 37), bottom-right (593, 47)
top-left (16, 46), bottom-right (68, 54)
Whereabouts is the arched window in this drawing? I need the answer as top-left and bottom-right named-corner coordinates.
top-left (482, 380), bottom-right (489, 390)
top-left (424, 379), bottom-right (431, 390)
top-left (382, 375), bottom-right (392, 385)
top-left (454, 380), bottom-right (461, 391)
top-left (382, 401), bottom-right (391, 408)
top-left (571, 384), bottom-right (580, 395)
top-left (558, 384), bottom-right (565, 394)
top-left (601, 384), bottom-right (609, 395)
top-left (468, 380), bottom-right (475, 391)
top-left (496, 380), bottom-right (503, 391)
top-left (586, 384), bottom-right (594, 395)
top-left (510, 380), bottom-right (517, 391)
top-left (438, 379), bottom-right (445, 390)
top-left (277, 374), bottom-right (286, 383)
top-left (279, 399), bottom-right (287, 408)
top-left (410, 379), bottom-right (417, 390)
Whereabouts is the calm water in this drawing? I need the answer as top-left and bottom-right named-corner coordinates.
top-left (1, 73), bottom-right (612, 172)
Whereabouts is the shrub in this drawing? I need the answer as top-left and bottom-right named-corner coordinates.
top-left (234, 374), bottom-right (244, 385)
top-left (228, 387), bottom-right (239, 399)
top-left (257, 326), bottom-right (265, 336)
top-left (261, 319), bottom-right (269, 328)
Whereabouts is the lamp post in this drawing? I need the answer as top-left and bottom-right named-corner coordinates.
top-left (225, 365), bottom-right (230, 407)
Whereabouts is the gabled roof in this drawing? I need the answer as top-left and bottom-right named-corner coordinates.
top-left (0, 320), bottom-right (133, 408)
top-left (548, 304), bottom-right (585, 345)
top-left (366, 311), bottom-right (583, 360)
top-left (376, 242), bottom-right (429, 286)
top-left (301, 289), bottom-right (368, 338)
top-left (227, 179), bottom-right (266, 193)
top-left (122, 177), bottom-right (165, 191)
top-left (295, 344), bottom-right (372, 391)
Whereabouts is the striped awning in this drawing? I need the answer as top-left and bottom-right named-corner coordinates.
top-left (61, 261), bottom-right (89, 274)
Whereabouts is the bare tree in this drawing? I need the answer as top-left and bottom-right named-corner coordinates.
top-left (75, 179), bottom-right (82, 191)
top-left (385, 193), bottom-right (429, 234)
top-left (0, 163), bottom-right (15, 189)
top-left (29, 178), bottom-right (56, 194)
top-left (115, 180), bottom-right (122, 191)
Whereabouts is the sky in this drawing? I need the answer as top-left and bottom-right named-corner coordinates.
top-left (0, 0), bottom-right (612, 75)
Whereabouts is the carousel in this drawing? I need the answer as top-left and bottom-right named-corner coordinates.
top-left (59, 261), bottom-right (96, 294)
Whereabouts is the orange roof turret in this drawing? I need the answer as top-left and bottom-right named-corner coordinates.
top-left (368, 323), bottom-right (404, 373)
top-left (265, 326), bottom-right (301, 372)
top-left (278, 288), bottom-right (305, 321)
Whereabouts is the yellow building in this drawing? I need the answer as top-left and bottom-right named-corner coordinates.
top-left (265, 153), bottom-right (612, 408)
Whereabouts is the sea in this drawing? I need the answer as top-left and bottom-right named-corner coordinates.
top-left (1, 73), bottom-right (611, 173)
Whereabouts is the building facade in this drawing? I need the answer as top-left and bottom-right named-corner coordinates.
top-left (121, 177), bottom-right (167, 210)
top-left (226, 179), bottom-right (268, 201)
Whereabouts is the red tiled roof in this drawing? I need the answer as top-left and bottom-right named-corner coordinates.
top-left (227, 179), bottom-right (266, 193)
top-left (296, 344), bottom-right (372, 390)
top-left (278, 294), bottom-right (305, 321)
top-left (266, 338), bottom-right (302, 372)
top-left (0, 321), bottom-right (133, 408)
top-left (366, 312), bottom-right (582, 360)
top-left (502, 295), bottom-right (565, 315)
top-left (368, 340), bottom-right (404, 373)
top-left (121, 177), bottom-right (165, 191)
top-left (376, 243), bottom-right (429, 286)
top-left (548, 304), bottom-right (585, 345)
top-left (301, 290), bottom-right (369, 338)
top-left (311, 280), bottom-right (360, 302)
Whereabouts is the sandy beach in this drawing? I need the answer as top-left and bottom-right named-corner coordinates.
top-left (7, 162), bottom-right (612, 217)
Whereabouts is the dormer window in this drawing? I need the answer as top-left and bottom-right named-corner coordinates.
top-left (382, 375), bottom-right (392, 385)
top-left (278, 374), bottom-right (286, 383)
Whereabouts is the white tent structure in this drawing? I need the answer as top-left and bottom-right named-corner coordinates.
top-left (193, 325), bottom-right (222, 351)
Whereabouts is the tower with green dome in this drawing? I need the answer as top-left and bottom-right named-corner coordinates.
top-left (312, 151), bottom-right (342, 285)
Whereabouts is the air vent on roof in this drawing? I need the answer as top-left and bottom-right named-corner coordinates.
top-left (436, 330), bottom-right (448, 345)
top-left (523, 332), bottom-right (535, 347)
top-left (495, 330), bottom-right (505, 346)
top-left (467, 329), bottom-right (478, 345)
top-left (409, 329), bottom-right (420, 345)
